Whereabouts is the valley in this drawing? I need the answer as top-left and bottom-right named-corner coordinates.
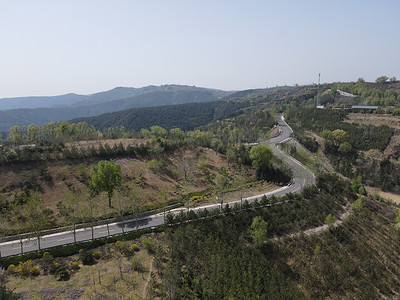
top-left (1, 80), bottom-right (400, 299)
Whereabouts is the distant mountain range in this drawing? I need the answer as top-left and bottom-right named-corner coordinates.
top-left (71, 99), bottom-right (253, 132)
top-left (0, 85), bottom-right (233, 131)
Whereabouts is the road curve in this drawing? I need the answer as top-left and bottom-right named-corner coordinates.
top-left (0, 115), bottom-right (315, 258)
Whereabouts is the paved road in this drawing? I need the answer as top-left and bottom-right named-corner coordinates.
top-left (0, 115), bottom-right (314, 258)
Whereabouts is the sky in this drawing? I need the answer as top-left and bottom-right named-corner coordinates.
top-left (1, 0), bottom-right (399, 98)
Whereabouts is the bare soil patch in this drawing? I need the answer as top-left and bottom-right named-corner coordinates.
top-left (366, 186), bottom-right (400, 205)
top-left (345, 113), bottom-right (400, 130)
top-left (0, 145), bottom-right (256, 231)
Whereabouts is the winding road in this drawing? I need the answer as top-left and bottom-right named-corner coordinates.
top-left (0, 115), bottom-right (315, 258)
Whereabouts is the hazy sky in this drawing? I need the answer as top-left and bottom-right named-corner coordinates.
top-left (1, 0), bottom-right (399, 98)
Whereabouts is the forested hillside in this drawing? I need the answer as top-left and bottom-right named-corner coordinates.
top-left (0, 85), bottom-right (231, 131)
top-left (156, 175), bottom-right (400, 299)
top-left (72, 100), bottom-right (255, 132)
top-left (285, 108), bottom-right (400, 193)
top-left (2, 81), bottom-right (400, 299)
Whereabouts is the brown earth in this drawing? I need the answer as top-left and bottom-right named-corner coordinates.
top-left (366, 186), bottom-right (400, 205)
top-left (0, 145), bottom-right (256, 230)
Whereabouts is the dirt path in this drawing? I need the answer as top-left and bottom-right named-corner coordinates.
top-left (141, 254), bottom-right (154, 299)
top-left (366, 186), bottom-right (400, 204)
top-left (274, 203), bottom-right (352, 241)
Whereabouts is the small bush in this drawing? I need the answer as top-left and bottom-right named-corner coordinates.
top-left (142, 237), bottom-right (155, 253)
top-left (351, 198), bottom-right (363, 211)
top-left (92, 250), bottom-right (101, 260)
top-left (199, 162), bottom-right (210, 171)
top-left (148, 159), bottom-right (165, 170)
top-left (131, 256), bottom-right (144, 272)
top-left (55, 266), bottom-right (70, 281)
top-left (40, 251), bottom-right (54, 273)
top-left (130, 244), bottom-right (139, 251)
top-left (80, 250), bottom-right (95, 265)
top-left (115, 241), bottom-right (132, 256)
top-left (42, 206), bottom-right (54, 216)
top-left (57, 166), bottom-right (69, 180)
top-left (71, 261), bottom-right (80, 270)
top-left (325, 214), bottom-right (337, 226)
top-left (17, 260), bottom-right (33, 277)
top-left (171, 168), bottom-right (183, 180)
top-left (52, 262), bottom-right (60, 271)
top-left (30, 266), bottom-right (39, 276)
top-left (6, 264), bottom-right (16, 273)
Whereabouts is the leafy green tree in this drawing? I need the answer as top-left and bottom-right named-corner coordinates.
top-left (250, 216), bottom-right (268, 247)
top-left (390, 77), bottom-right (397, 82)
top-left (8, 125), bottom-right (22, 144)
top-left (338, 142), bottom-right (352, 154)
top-left (249, 144), bottom-right (273, 171)
top-left (332, 129), bottom-right (348, 146)
top-left (140, 128), bottom-right (151, 139)
top-left (150, 125), bottom-right (167, 139)
top-left (170, 127), bottom-right (185, 140)
top-left (91, 160), bottom-right (123, 207)
top-left (351, 198), bottom-right (363, 211)
top-left (325, 214), bottom-right (337, 226)
top-left (27, 124), bottom-right (39, 143)
top-left (376, 76), bottom-right (389, 84)
top-left (25, 192), bottom-right (48, 250)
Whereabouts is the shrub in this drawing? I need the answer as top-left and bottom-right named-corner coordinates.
top-left (52, 262), bottom-right (60, 271)
top-left (79, 250), bottom-right (95, 265)
top-left (142, 237), bottom-right (155, 253)
top-left (57, 166), bottom-right (69, 180)
top-left (260, 195), bottom-right (268, 205)
top-left (30, 266), bottom-right (39, 276)
top-left (76, 163), bottom-right (88, 180)
top-left (0, 284), bottom-right (19, 299)
top-left (92, 250), bottom-right (101, 260)
top-left (17, 260), bottom-right (33, 277)
top-left (71, 261), bottom-right (80, 270)
top-left (55, 266), bottom-right (70, 281)
top-left (6, 264), bottom-right (16, 273)
top-left (131, 256), bottom-right (144, 272)
top-left (171, 168), bottom-right (183, 180)
top-left (130, 244), bottom-right (139, 251)
top-left (351, 198), bottom-right (363, 211)
top-left (42, 251), bottom-right (53, 260)
top-left (199, 162), bottom-right (210, 171)
top-left (148, 159), bottom-right (165, 170)
top-left (115, 240), bottom-right (132, 256)
top-left (325, 214), bottom-right (337, 226)
top-left (42, 206), bottom-right (54, 216)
